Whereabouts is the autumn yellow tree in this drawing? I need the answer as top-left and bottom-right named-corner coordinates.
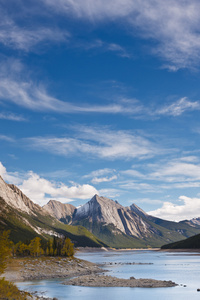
top-left (29, 237), bottom-right (43, 257)
top-left (61, 238), bottom-right (75, 257)
top-left (14, 241), bottom-right (29, 256)
top-left (0, 231), bottom-right (11, 275)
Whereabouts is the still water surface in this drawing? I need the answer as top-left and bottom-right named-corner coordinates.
top-left (17, 250), bottom-right (200, 300)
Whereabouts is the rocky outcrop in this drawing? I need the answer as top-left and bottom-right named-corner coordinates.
top-left (73, 195), bottom-right (156, 238)
top-left (43, 200), bottom-right (76, 223)
top-left (181, 217), bottom-right (200, 228)
top-left (0, 176), bottom-right (32, 215)
top-left (8, 183), bottom-right (46, 215)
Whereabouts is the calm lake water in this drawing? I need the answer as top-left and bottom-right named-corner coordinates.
top-left (17, 250), bottom-right (200, 300)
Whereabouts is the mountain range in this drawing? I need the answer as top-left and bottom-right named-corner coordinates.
top-left (44, 195), bottom-right (200, 248)
top-left (0, 176), bottom-right (106, 247)
top-left (0, 175), bottom-right (200, 248)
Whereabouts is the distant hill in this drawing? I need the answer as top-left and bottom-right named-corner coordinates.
top-left (161, 233), bottom-right (200, 249)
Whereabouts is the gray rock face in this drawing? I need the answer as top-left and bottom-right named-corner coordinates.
top-left (181, 217), bottom-right (200, 227)
top-left (0, 176), bottom-right (60, 238)
top-left (43, 200), bottom-right (76, 223)
top-left (0, 176), bottom-right (43, 215)
top-left (73, 195), bottom-right (156, 238)
top-left (8, 183), bottom-right (45, 215)
top-left (130, 203), bottom-right (148, 218)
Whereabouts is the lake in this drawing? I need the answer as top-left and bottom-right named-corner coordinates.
top-left (17, 250), bottom-right (200, 300)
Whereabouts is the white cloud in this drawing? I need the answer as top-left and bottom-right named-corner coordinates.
top-left (0, 112), bottom-right (26, 121)
top-left (0, 162), bottom-right (22, 185)
top-left (0, 162), bottom-right (7, 178)
top-left (83, 168), bottom-right (116, 178)
top-left (155, 97), bottom-right (200, 116)
top-left (43, 0), bottom-right (200, 69)
top-left (19, 172), bottom-right (98, 205)
top-left (98, 188), bottom-right (121, 199)
top-left (81, 39), bottom-right (130, 57)
top-left (1, 67), bottom-right (198, 116)
top-left (150, 160), bottom-right (200, 182)
top-left (0, 162), bottom-right (98, 205)
top-left (119, 156), bottom-right (200, 191)
top-left (91, 175), bottom-right (117, 184)
top-left (119, 180), bottom-right (156, 192)
top-left (1, 59), bottom-right (199, 117)
top-left (0, 135), bottom-right (15, 142)
top-left (0, 11), bottom-right (69, 51)
top-left (0, 60), bottom-right (144, 115)
top-left (148, 196), bottom-right (200, 221)
top-left (26, 126), bottom-right (159, 160)
top-left (121, 169), bottom-right (145, 178)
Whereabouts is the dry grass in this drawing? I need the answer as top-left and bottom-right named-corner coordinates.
top-left (0, 277), bottom-right (30, 299)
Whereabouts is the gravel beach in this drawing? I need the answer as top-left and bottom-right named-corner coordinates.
top-left (2, 255), bottom-right (177, 289)
top-left (3, 256), bottom-right (102, 282)
top-left (64, 274), bottom-right (177, 288)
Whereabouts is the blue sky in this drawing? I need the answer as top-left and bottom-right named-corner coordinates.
top-left (1, 0), bottom-right (200, 221)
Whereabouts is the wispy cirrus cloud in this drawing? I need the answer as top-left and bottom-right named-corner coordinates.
top-left (149, 159), bottom-right (200, 183)
top-left (0, 78), bottom-right (144, 114)
top-left (2, 1), bottom-right (200, 68)
top-left (121, 156), bottom-right (200, 190)
top-left (0, 4), bottom-right (69, 52)
top-left (155, 97), bottom-right (200, 116)
top-left (24, 126), bottom-right (159, 160)
top-left (0, 135), bottom-right (15, 142)
top-left (0, 59), bottom-right (142, 114)
top-left (42, 0), bottom-right (200, 69)
top-left (1, 59), bottom-right (199, 118)
top-left (91, 175), bottom-right (117, 184)
top-left (0, 112), bottom-right (26, 121)
top-left (83, 168), bottom-right (118, 184)
top-left (78, 39), bottom-right (130, 58)
top-left (83, 168), bottom-right (116, 178)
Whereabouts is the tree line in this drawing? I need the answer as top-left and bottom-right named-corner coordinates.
top-left (0, 230), bottom-right (75, 276)
top-left (13, 235), bottom-right (75, 257)
top-left (0, 231), bottom-right (75, 299)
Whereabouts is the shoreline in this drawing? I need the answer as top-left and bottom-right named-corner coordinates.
top-left (2, 254), bottom-right (177, 289)
top-left (77, 247), bottom-right (161, 253)
top-left (3, 256), bottom-right (103, 282)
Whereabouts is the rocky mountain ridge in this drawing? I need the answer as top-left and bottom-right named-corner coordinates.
top-left (43, 200), bottom-right (76, 223)
top-left (0, 176), bottom-right (48, 217)
top-left (73, 195), bottom-right (157, 238)
top-left (0, 176), bottom-right (105, 247)
top-left (1, 175), bottom-right (200, 248)
top-left (44, 194), bottom-right (200, 248)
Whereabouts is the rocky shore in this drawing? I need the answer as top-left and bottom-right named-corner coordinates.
top-left (3, 255), bottom-right (177, 293)
top-left (64, 274), bottom-right (177, 288)
top-left (3, 256), bottom-right (102, 282)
